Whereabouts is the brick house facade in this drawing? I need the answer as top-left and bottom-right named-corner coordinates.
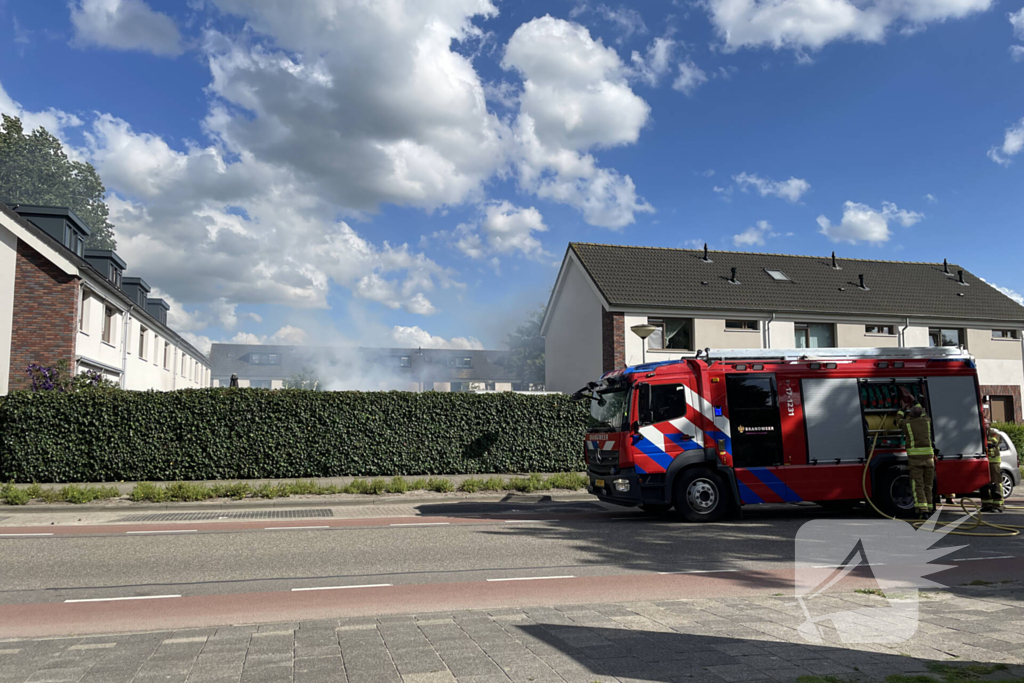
top-left (980, 384), bottom-right (1023, 423)
top-left (601, 308), bottom-right (624, 373)
top-left (7, 240), bottom-right (80, 391)
top-left (1, 204), bottom-right (211, 394)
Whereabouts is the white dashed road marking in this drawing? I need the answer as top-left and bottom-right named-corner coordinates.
top-left (64, 595), bottom-right (181, 603)
top-left (292, 584), bottom-right (392, 592)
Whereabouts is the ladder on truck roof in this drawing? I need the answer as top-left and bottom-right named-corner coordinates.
top-left (700, 346), bottom-right (972, 362)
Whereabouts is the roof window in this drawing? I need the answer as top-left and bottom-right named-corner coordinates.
top-left (765, 269), bottom-right (790, 281)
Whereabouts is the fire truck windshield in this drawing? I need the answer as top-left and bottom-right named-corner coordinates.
top-left (587, 388), bottom-right (629, 433)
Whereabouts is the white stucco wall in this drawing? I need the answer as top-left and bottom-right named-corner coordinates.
top-left (121, 317), bottom-right (208, 391)
top-left (836, 323), bottom-right (901, 348)
top-left (544, 258), bottom-right (604, 393)
top-left (902, 325), bottom-right (930, 347)
top-left (0, 223), bottom-right (17, 395)
top-left (766, 320), bottom-right (795, 348)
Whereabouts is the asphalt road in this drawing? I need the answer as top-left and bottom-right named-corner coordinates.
top-left (2, 500), bottom-right (1023, 637)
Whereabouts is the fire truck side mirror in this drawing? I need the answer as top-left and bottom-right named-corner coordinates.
top-left (630, 420), bottom-right (640, 434)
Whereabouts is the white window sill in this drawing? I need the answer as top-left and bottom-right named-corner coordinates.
top-left (864, 333), bottom-right (897, 337)
top-left (991, 337), bottom-right (1020, 342)
top-left (724, 328), bottom-right (760, 333)
top-left (101, 341), bottom-right (116, 349)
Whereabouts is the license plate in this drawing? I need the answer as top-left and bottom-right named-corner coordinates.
top-left (595, 479), bottom-right (605, 488)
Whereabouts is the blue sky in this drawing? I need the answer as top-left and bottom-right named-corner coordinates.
top-left (1, 0), bottom-right (1022, 352)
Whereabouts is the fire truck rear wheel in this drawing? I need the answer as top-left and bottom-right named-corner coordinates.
top-left (673, 468), bottom-right (728, 523)
top-left (875, 467), bottom-right (915, 519)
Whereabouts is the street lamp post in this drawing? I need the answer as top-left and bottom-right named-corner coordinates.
top-left (630, 324), bottom-right (657, 366)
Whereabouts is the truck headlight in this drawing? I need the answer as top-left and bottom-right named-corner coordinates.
top-left (613, 478), bottom-right (630, 492)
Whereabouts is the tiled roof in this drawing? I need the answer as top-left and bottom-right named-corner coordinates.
top-left (569, 243), bottom-right (1024, 323)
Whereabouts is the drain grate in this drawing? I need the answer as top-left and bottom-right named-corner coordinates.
top-left (116, 508), bottom-right (335, 522)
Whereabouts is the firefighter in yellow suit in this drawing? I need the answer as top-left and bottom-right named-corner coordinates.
top-left (980, 425), bottom-right (1005, 512)
top-left (896, 404), bottom-right (935, 518)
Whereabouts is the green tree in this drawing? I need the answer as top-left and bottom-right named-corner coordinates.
top-left (283, 367), bottom-right (323, 391)
top-left (0, 114), bottom-right (117, 250)
top-left (505, 307), bottom-right (545, 389)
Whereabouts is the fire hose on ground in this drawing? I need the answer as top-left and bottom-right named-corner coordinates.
top-left (861, 432), bottom-right (1024, 537)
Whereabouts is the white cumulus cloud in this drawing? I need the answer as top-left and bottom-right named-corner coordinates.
top-left (988, 117), bottom-right (1024, 165)
top-left (503, 15), bottom-right (654, 229)
top-left (733, 172), bottom-right (811, 202)
top-left (673, 59), bottom-right (709, 95)
top-left (705, 0), bottom-right (993, 52)
top-left (817, 201), bottom-right (923, 244)
top-left (733, 220), bottom-right (780, 246)
top-left (69, 0), bottom-right (183, 55)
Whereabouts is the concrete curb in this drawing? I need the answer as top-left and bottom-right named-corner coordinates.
top-left (0, 491), bottom-right (598, 514)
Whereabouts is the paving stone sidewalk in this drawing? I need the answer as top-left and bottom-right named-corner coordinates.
top-left (2, 587), bottom-right (1023, 683)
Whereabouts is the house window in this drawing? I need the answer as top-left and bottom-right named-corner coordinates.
top-left (764, 269), bottom-right (790, 281)
top-left (648, 318), bottom-right (693, 350)
top-left (79, 293), bottom-right (89, 332)
top-left (929, 328), bottom-right (964, 348)
top-left (448, 356), bottom-right (473, 368)
top-left (725, 320), bottom-right (759, 331)
top-left (795, 323), bottom-right (834, 348)
top-left (164, 342), bottom-right (171, 370)
top-left (138, 327), bottom-right (148, 359)
top-left (181, 355), bottom-right (186, 376)
top-left (249, 353), bottom-right (281, 365)
top-left (400, 356), bottom-right (411, 368)
top-left (102, 306), bottom-right (115, 344)
top-left (865, 325), bottom-right (895, 335)
top-left (226, 353), bottom-right (234, 360)
top-left (993, 329), bottom-right (1019, 340)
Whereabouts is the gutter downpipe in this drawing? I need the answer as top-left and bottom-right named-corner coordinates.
top-left (900, 317), bottom-right (910, 347)
top-left (766, 313), bottom-right (775, 349)
top-left (119, 306), bottom-right (132, 390)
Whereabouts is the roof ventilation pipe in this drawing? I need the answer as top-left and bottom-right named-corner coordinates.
top-left (943, 259), bottom-right (951, 275)
top-left (702, 243), bottom-right (712, 263)
top-left (831, 251), bottom-right (841, 269)
top-left (858, 274), bottom-right (869, 290)
top-left (958, 269), bottom-right (968, 286)
top-left (729, 267), bottom-right (740, 284)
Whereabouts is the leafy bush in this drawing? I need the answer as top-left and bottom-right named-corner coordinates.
top-left (1, 483), bottom-right (29, 505)
top-left (426, 477), bottom-right (455, 493)
top-left (459, 478), bottom-right (483, 493)
top-left (0, 389), bottom-right (587, 483)
top-left (385, 476), bottom-right (409, 494)
top-left (59, 484), bottom-right (119, 504)
top-left (480, 477), bottom-right (505, 492)
top-left (505, 473), bottom-right (551, 493)
top-left (994, 421), bottom-right (1024, 455)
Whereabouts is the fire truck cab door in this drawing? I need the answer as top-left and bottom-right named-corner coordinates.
top-left (726, 374), bottom-right (796, 503)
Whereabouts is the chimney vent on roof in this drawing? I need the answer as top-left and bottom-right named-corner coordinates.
top-left (728, 267), bottom-right (740, 285)
top-left (858, 274), bottom-right (869, 290)
top-left (831, 251), bottom-right (841, 269)
top-left (701, 243), bottom-right (712, 263)
top-left (943, 259), bottom-right (951, 275)
top-left (958, 269), bottom-right (968, 286)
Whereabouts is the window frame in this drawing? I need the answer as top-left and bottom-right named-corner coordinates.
top-left (647, 317), bottom-right (694, 351)
top-left (79, 292), bottom-right (89, 333)
top-left (865, 324), bottom-right (896, 336)
top-left (163, 342), bottom-right (171, 370)
top-left (764, 269), bottom-right (791, 282)
top-left (794, 322), bottom-right (835, 349)
top-left (725, 320), bottom-right (759, 331)
top-left (101, 306), bottom-right (115, 345)
top-left (928, 327), bottom-right (965, 348)
top-left (992, 329), bottom-right (1020, 340)
top-left (138, 326), bottom-right (148, 360)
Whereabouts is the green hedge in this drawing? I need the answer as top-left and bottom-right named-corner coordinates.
top-left (994, 421), bottom-right (1024, 454)
top-left (0, 389), bottom-right (588, 483)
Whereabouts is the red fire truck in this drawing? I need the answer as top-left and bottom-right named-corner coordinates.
top-left (574, 347), bottom-right (991, 521)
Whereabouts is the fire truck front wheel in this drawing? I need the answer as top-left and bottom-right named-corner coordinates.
top-left (673, 468), bottom-right (729, 523)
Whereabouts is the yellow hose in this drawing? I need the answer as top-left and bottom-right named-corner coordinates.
top-left (860, 433), bottom-right (1022, 537)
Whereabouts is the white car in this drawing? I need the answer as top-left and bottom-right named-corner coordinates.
top-left (993, 428), bottom-right (1021, 499)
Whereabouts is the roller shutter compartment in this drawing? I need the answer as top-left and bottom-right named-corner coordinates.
top-left (802, 378), bottom-right (866, 463)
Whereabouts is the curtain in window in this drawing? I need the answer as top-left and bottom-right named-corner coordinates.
top-left (807, 324), bottom-right (833, 348)
top-left (664, 319), bottom-right (691, 349)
